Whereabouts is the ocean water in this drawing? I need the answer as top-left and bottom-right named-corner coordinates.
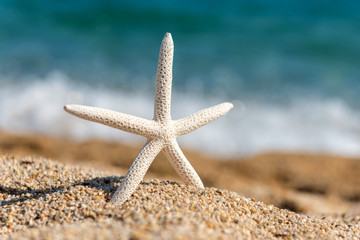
top-left (1, 0), bottom-right (360, 157)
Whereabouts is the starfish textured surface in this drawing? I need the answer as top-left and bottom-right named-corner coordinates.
top-left (64, 33), bottom-right (233, 206)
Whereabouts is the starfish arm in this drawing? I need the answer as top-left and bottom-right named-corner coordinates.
top-left (163, 140), bottom-right (204, 189)
top-left (110, 138), bottom-right (164, 206)
top-left (64, 104), bottom-right (159, 138)
top-left (154, 33), bottom-right (174, 123)
top-left (174, 102), bottom-right (233, 136)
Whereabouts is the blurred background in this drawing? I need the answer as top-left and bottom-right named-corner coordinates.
top-left (0, 0), bottom-right (360, 157)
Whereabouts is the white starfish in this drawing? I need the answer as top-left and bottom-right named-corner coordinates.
top-left (64, 33), bottom-right (233, 206)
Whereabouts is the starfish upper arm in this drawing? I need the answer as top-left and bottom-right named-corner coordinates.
top-left (174, 102), bottom-right (233, 136)
top-left (64, 104), bottom-right (159, 138)
top-left (154, 33), bottom-right (174, 123)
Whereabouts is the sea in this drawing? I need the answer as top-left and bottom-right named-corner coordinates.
top-left (1, 0), bottom-right (360, 157)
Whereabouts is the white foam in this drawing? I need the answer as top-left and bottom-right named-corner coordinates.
top-left (1, 71), bottom-right (360, 157)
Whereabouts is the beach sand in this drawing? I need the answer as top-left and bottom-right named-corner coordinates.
top-left (0, 131), bottom-right (359, 239)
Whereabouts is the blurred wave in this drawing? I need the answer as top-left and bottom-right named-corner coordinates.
top-left (1, 1), bottom-right (360, 156)
top-left (1, 72), bottom-right (359, 157)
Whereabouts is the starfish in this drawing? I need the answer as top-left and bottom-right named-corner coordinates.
top-left (64, 33), bottom-right (233, 206)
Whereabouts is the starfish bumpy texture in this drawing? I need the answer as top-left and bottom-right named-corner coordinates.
top-left (64, 33), bottom-right (233, 206)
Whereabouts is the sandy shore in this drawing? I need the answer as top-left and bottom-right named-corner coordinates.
top-left (0, 155), bottom-right (359, 239)
top-left (0, 131), bottom-right (359, 215)
top-left (0, 131), bottom-right (359, 238)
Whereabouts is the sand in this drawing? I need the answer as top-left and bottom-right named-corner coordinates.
top-left (0, 131), bottom-right (359, 239)
top-left (0, 155), bottom-right (359, 239)
top-left (0, 131), bottom-right (359, 215)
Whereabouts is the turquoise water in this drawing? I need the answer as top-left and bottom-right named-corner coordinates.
top-left (0, 1), bottom-right (360, 156)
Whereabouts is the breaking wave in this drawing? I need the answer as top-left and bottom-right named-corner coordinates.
top-left (1, 72), bottom-right (360, 157)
